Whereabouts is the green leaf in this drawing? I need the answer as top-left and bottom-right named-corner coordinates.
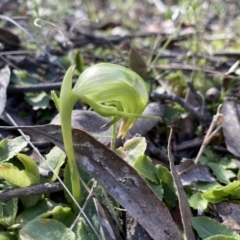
top-left (0, 163), bottom-right (38, 187)
top-left (191, 216), bottom-right (240, 239)
top-left (205, 235), bottom-right (240, 240)
top-left (146, 180), bottom-right (163, 200)
top-left (63, 163), bottom-right (77, 210)
top-left (0, 232), bottom-right (18, 240)
top-left (207, 162), bottom-right (236, 184)
top-left (133, 155), bottom-right (158, 183)
top-left (14, 199), bottom-right (57, 228)
top-left (0, 198), bottom-right (18, 227)
top-left (218, 158), bottom-right (237, 170)
top-left (24, 91), bottom-right (50, 110)
top-left (0, 136), bottom-right (28, 163)
top-left (52, 206), bottom-right (75, 228)
top-left (72, 197), bottom-right (100, 240)
top-left (115, 137), bottom-right (146, 165)
top-left (196, 182), bottom-right (222, 192)
top-left (202, 181), bottom-right (240, 203)
top-left (74, 50), bottom-right (84, 73)
top-left (17, 153), bottom-right (40, 184)
top-left (189, 192), bottom-right (208, 211)
top-left (203, 147), bottom-right (216, 160)
top-left (156, 165), bottom-right (177, 209)
top-left (21, 195), bottom-right (41, 209)
top-left (40, 146), bottom-right (65, 182)
top-left (19, 218), bottom-right (75, 240)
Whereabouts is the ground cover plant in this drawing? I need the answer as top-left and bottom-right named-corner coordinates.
top-left (1, 0), bottom-right (240, 239)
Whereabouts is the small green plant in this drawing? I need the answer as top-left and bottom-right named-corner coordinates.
top-left (52, 63), bottom-right (159, 208)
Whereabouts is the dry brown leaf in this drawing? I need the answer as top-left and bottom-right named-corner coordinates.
top-left (222, 99), bottom-right (240, 157)
top-left (0, 65), bottom-right (10, 116)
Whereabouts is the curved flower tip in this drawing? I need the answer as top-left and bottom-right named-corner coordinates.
top-left (72, 63), bottom-right (149, 137)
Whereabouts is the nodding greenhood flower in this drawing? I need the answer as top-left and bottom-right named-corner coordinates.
top-left (72, 63), bottom-right (149, 137)
top-left (55, 63), bottom-right (155, 207)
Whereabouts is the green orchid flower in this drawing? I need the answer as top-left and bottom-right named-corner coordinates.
top-left (54, 63), bottom-right (158, 207)
top-left (72, 63), bottom-right (149, 137)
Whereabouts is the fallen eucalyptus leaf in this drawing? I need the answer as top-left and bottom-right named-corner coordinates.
top-left (128, 47), bottom-right (147, 79)
top-left (2, 124), bottom-right (182, 240)
top-left (176, 159), bottom-right (215, 186)
top-left (216, 202), bottom-right (240, 234)
top-left (222, 100), bottom-right (240, 157)
top-left (50, 102), bottom-right (164, 147)
top-left (0, 65), bottom-right (10, 116)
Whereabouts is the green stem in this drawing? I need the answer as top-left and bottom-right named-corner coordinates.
top-left (60, 93), bottom-right (81, 206)
top-left (110, 121), bottom-right (116, 150)
top-left (59, 66), bottom-right (82, 208)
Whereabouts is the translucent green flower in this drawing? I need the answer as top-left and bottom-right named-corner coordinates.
top-left (72, 63), bottom-right (149, 137)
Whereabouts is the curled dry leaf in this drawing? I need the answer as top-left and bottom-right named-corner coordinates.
top-left (1, 124), bottom-right (182, 240)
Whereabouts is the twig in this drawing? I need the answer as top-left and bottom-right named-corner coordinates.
top-left (178, 105), bottom-right (224, 175)
top-left (168, 127), bottom-right (196, 240)
top-left (194, 104), bottom-right (223, 164)
top-left (7, 79), bottom-right (77, 93)
top-left (0, 55), bottom-right (46, 83)
top-left (0, 182), bottom-right (63, 201)
top-left (153, 63), bottom-right (240, 80)
top-left (150, 92), bottom-right (202, 120)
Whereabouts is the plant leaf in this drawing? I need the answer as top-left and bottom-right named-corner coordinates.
top-left (0, 232), bottom-right (18, 240)
top-left (156, 164), bottom-right (177, 209)
top-left (0, 198), bottom-right (18, 227)
top-left (14, 199), bottom-right (57, 228)
top-left (128, 47), bottom-right (147, 78)
top-left (0, 163), bottom-right (39, 187)
top-left (19, 218), bottom-right (75, 240)
top-left (40, 146), bottom-right (65, 182)
top-left (115, 137), bottom-right (147, 165)
top-left (207, 162), bottom-right (236, 184)
top-left (205, 235), bottom-right (240, 240)
top-left (17, 153), bottom-right (40, 184)
top-left (202, 181), bottom-right (240, 203)
top-left (133, 155), bottom-right (158, 183)
top-left (0, 136), bottom-right (29, 163)
top-left (191, 216), bottom-right (240, 239)
top-left (189, 192), bottom-right (208, 211)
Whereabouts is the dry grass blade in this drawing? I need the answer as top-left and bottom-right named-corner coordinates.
top-left (1, 124), bottom-right (183, 240)
top-left (168, 127), bottom-right (196, 240)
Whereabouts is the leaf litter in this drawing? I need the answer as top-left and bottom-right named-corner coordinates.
top-left (1, 0), bottom-right (240, 239)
